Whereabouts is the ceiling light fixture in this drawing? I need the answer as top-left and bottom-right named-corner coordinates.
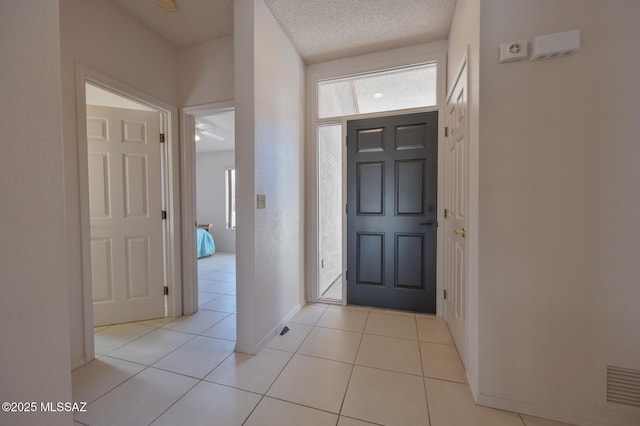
top-left (195, 134), bottom-right (201, 142)
top-left (373, 92), bottom-right (384, 99)
top-left (157, 0), bottom-right (177, 13)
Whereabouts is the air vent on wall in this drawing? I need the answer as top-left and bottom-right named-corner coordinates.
top-left (607, 365), bottom-right (640, 408)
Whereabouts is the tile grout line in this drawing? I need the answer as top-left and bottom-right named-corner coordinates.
top-left (415, 314), bottom-right (425, 378)
top-left (241, 309), bottom-right (366, 424)
top-left (78, 364), bottom-right (152, 415)
top-left (240, 307), bottom-right (327, 425)
top-left (416, 314), bottom-right (433, 426)
top-left (93, 323), bottom-right (159, 357)
top-left (148, 344), bottom-right (235, 383)
top-left (339, 415), bottom-right (387, 426)
top-left (359, 330), bottom-right (425, 342)
top-left (87, 298), bottom-right (469, 425)
top-left (240, 347), bottom-right (297, 425)
top-left (241, 394), bottom-right (266, 425)
top-left (146, 373), bottom-right (201, 425)
top-left (336, 309), bottom-right (370, 420)
top-left (120, 329), bottom-right (200, 366)
top-left (243, 305), bottom-right (332, 424)
top-left (128, 254), bottom-right (237, 423)
top-left (249, 395), bottom-right (346, 421)
top-left (92, 310), bottom-right (234, 395)
top-left (423, 376), bottom-right (433, 426)
top-left (199, 376), bottom-right (265, 398)
top-left (197, 312), bottom-right (234, 335)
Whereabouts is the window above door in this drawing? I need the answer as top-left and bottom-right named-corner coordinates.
top-left (317, 63), bottom-right (437, 119)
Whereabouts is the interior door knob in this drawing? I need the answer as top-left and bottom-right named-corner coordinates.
top-left (454, 227), bottom-right (466, 238)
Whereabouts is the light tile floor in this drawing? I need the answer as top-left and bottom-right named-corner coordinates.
top-left (74, 252), bottom-right (574, 426)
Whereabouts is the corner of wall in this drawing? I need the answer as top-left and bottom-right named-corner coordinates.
top-left (1, 2), bottom-right (73, 424)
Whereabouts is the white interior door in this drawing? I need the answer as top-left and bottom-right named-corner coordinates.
top-left (444, 60), bottom-right (468, 364)
top-left (87, 105), bottom-right (165, 326)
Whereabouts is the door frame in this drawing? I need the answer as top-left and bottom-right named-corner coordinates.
top-left (306, 46), bottom-right (447, 315)
top-left (180, 101), bottom-right (235, 315)
top-left (76, 64), bottom-right (181, 361)
top-left (443, 49), bottom-right (480, 380)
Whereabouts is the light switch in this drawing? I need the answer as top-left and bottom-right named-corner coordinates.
top-left (257, 194), bottom-right (266, 209)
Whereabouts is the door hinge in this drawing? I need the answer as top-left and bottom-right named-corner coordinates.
top-left (444, 127), bottom-right (449, 137)
top-left (161, 210), bottom-right (167, 220)
top-left (345, 136), bottom-right (348, 146)
top-left (159, 133), bottom-right (165, 143)
top-left (345, 203), bottom-right (348, 214)
top-left (444, 208), bottom-right (449, 219)
top-left (164, 286), bottom-right (169, 296)
top-left (345, 271), bottom-right (348, 281)
top-left (444, 289), bottom-right (447, 300)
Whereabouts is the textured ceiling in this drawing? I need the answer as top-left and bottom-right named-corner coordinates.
top-left (264, 0), bottom-right (457, 63)
top-left (112, 0), bottom-right (233, 48)
top-left (109, 0), bottom-right (456, 63)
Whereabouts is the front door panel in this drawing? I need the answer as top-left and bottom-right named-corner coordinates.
top-left (347, 112), bottom-right (437, 313)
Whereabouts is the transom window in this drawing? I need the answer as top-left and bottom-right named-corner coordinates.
top-left (317, 63), bottom-right (437, 119)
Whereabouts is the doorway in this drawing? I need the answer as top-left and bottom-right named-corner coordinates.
top-left (311, 60), bottom-right (444, 310)
top-left (76, 65), bottom-right (181, 364)
top-left (86, 95), bottom-right (167, 326)
top-left (181, 102), bottom-right (236, 317)
top-left (193, 109), bottom-right (237, 318)
top-left (443, 56), bottom-right (469, 362)
top-left (346, 112), bottom-right (438, 313)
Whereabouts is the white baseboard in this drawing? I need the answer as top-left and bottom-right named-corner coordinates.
top-left (477, 393), bottom-right (635, 426)
top-left (235, 303), bottom-right (302, 355)
top-left (71, 355), bottom-right (88, 370)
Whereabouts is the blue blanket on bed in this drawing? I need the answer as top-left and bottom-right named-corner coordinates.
top-left (197, 228), bottom-right (216, 258)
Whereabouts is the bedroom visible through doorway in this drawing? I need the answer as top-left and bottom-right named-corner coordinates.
top-left (194, 110), bottom-right (236, 256)
top-left (194, 109), bottom-right (237, 316)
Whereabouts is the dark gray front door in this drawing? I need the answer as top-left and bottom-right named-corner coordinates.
top-left (347, 112), bottom-right (437, 313)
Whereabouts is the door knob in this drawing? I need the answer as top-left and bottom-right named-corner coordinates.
top-left (454, 228), bottom-right (466, 238)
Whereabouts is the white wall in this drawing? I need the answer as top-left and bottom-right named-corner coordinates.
top-left (59, 0), bottom-right (179, 368)
top-left (235, 0), bottom-right (306, 354)
top-left (476, 1), bottom-right (640, 425)
top-left (0, 2), bottom-right (72, 425)
top-left (446, 0), bottom-right (481, 399)
top-left (178, 35), bottom-right (234, 107)
top-left (196, 151), bottom-right (236, 253)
